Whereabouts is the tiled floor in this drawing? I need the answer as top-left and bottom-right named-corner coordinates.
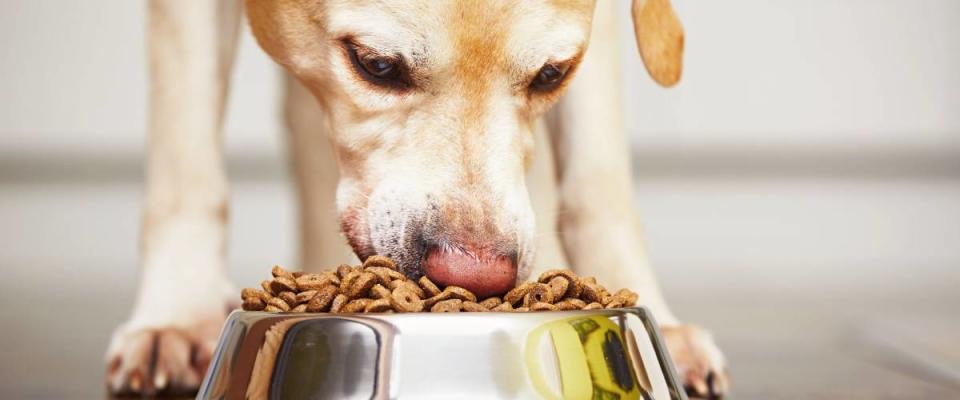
top-left (1, 176), bottom-right (958, 398)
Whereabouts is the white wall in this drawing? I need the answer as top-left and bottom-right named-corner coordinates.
top-left (626, 0), bottom-right (960, 151)
top-left (0, 0), bottom-right (283, 156)
top-left (1, 0), bottom-right (958, 158)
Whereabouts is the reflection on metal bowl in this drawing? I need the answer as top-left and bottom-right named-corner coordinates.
top-left (197, 307), bottom-right (686, 400)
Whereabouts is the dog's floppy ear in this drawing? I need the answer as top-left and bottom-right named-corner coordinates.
top-left (631, 0), bottom-right (684, 87)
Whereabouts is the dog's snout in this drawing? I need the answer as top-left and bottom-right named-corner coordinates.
top-left (422, 244), bottom-right (517, 298)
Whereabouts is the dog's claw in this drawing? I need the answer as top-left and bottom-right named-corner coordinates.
top-left (128, 369), bottom-right (142, 393)
top-left (706, 371), bottom-right (728, 399)
top-left (155, 369), bottom-right (169, 391)
top-left (662, 324), bottom-right (729, 399)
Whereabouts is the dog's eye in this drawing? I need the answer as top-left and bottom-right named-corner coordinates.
top-left (360, 56), bottom-right (399, 79)
top-left (345, 42), bottom-right (408, 89)
top-left (531, 63), bottom-right (570, 91)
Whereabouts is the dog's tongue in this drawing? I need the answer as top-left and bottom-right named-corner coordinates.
top-left (422, 246), bottom-right (516, 298)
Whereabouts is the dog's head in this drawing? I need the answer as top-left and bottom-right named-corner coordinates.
top-left (247, 0), bottom-right (683, 297)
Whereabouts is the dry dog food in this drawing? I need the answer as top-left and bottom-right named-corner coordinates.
top-left (240, 255), bottom-right (638, 313)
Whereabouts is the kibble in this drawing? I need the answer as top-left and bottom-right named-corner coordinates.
top-left (329, 294), bottom-right (349, 313)
top-left (278, 291), bottom-right (297, 307)
top-left (266, 297), bottom-right (291, 312)
top-left (462, 301), bottom-right (487, 312)
top-left (431, 299), bottom-right (463, 313)
top-left (269, 276), bottom-right (297, 294)
top-left (240, 260), bottom-right (638, 314)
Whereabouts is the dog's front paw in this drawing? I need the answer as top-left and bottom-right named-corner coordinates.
top-left (105, 294), bottom-right (231, 396)
top-left (106, 326), bottom-right (216, 396)
top-left (661, 324), bottom-right (729, 399)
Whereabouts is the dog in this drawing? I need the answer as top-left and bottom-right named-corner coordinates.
top-left (106, 0), bottom-right (727, 397)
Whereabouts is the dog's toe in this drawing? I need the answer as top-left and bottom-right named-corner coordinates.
top-left (662, 324), bottom-right (729, 399)
top-left (106, 325), bottom-right (219, 396)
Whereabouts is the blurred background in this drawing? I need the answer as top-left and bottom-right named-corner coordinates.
top-left (1, 0), bottom-right (958, 398)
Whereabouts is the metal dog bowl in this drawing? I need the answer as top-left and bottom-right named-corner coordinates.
top-left (198, 307), bottom-right (687, 399)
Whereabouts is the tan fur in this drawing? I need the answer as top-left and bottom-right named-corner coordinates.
top-left (632, 0), bottom-right (685, 87)
top-left (449, 2), bottom-right (507, 188)
top-left (108, 0), bottom-right (726, 397)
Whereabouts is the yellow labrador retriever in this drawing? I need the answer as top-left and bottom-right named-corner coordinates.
top-left (106, 0), bottom-right (727, 397)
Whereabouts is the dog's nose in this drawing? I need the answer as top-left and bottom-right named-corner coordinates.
top-left (422, 245), bottom-right (517, 298)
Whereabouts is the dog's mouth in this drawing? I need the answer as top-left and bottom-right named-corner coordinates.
top-left (420, 242), bottom-right (518, 298)
top-left (347, 222), bottom-right (520, 298)
top-left (353, 236), bottom-right (518, 298)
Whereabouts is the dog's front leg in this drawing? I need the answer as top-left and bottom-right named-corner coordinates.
top-left (105, 0), bottom-right (242, 395)
top-left (546, 3), bottom-right (727, 397)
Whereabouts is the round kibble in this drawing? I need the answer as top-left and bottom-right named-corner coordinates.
top-left (503, 282), bottom-right (534, 305)
top-left (363, 255), bottom-right (397, 271)
top-left (270, 276), bottom-right (298, 294)
top-left (462, 301), bottom-right (487, 312)
top-left (418, 276), bottom-right (442, 297)
top-left (329, 294), bottom-right (350, 313)
top-left (342, 298), bottom-right (372, 313)
top-left (527, 283), bottom-right (555, 304)
top-left (554, 300), bottom-right (578, 311)
top-left (295, 290), bottom-right (318, 304)
top-left (279, 291), bottom-right (298, 307)
top-left (348, 272), bottom-right (378, 299)
top-left (340, 271), bottom-right (377, 299)
top-left (423, 291), bottom-right (452, 308)
top-left (539, 269), bottom-right (580, 298)
top-left (390, 287), bottom-right (424, 312)
top-left (241, 288), bottom-right (260, 301)
top-left (306, 285), bottom-right (339, 312)
top-left (364, 298), bottom-right (393, 313)
top-left (555, 298), bottom-right (587, 310)
top-left (291, 304), bottom-right (308, 313)
top-left (431, 299), bottom-right (463, 312)
top-left (338, 271), bottom-right (360, 294)
top-left (442, 286), bottom-right (477, 303)
top-left (365, 266), bottom-right (404, 285)
top-left (479, 297), bottom-right (502, 309)
top-left (605, 299), bottom-right (624, 309)
top-left (581, 282), bottom-right (604, 304)
top-left (242, 297), bottom-right (266, 311)
top-left (336, 264), bottom-right (354, 279)
top-left (261, 280), bottom-right (276, 295)
top-left (271, 265), bottom-right (294, 279)
top-left (267, 297), bottom-right (291, 312)
top-left (390, 280), bottom-right (426, 299)
top-left (582, 302), bottom-right (603, 310)
top-left (325, 272), bottom-right (342, 286)
top-left (295, 274), bottom-right (336, 291)
top-left (537, 269), bottom-right (576, 283)
top-left (532, 302), bottom-right (560, 311)
top-left (370, 284), bottom-right (391, 300)
top-left (614, 288), bottom-right (639, 306)
top-left (547, 276), bottom-right (569, 300)
top-left (601, 293), bottom-right (615, 306)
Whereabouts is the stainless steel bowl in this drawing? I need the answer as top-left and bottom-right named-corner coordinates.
top-left (198, 307), bottom-right (686, 400)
